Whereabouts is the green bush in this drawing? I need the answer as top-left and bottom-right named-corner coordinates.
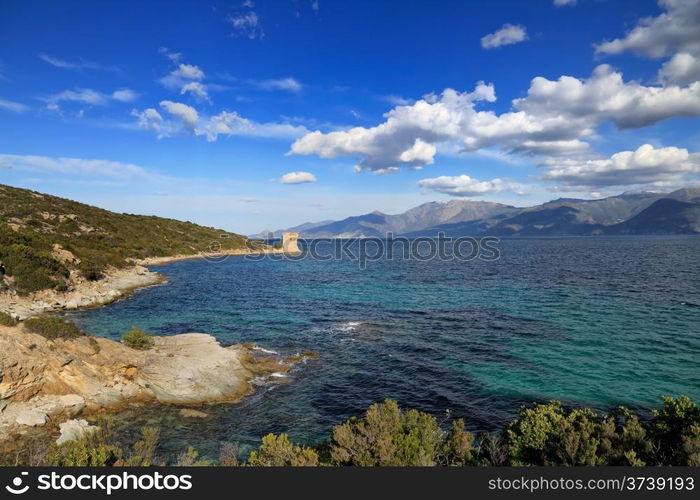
top-left (122, 327), bottom-right (154, 350)
top-left (330, 399), bottom-right (459, 466)
top-left (246, 434), bottom-right (319, 466)
top-left (23, 317), bottom-right (86, 340)
top-left (0, 311), bottom-right (17, 327)
top-left (650, 395), bottom-right (700, 465)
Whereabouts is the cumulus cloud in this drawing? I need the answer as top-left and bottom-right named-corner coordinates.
top-left (658, 52), bottom-right (700, 85)
top-left (171, 63), bottom-right (205, 80)
top-left (0, 98), bottom-right (30, 113)
top-left (0, 153), bottom-right (151, 179)
top-left (541, 143), bottom-right (700, 189)
top-left (289, 64), bottom-right (700, 172)
top-left (280, 171), bottom-right (317, 184)
top-left (481, 24), bottom-right (528, 49)
top-left (553, 0), bottom-right (576, 6)
top-left (227, 11), bottom-right (264, 39)
top-left (595, 0), bottom-right (700, 59)
top-left (159, 100), bottom-right (199, 130)
top-left (180, 82), bottom-right (211, 101)
top-left (418, 175), bottom-right (523, 197)
top-left (595, 0), bottom-right (700, 86)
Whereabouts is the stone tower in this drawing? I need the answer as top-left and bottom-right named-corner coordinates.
top-left (282, 232), bottom-right (301, 253)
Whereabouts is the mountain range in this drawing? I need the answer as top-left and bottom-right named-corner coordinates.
top-left (254, 188), bottom-right (700, 238)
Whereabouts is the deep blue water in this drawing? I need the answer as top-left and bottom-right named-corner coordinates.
top-left (67, 237), bottom-right (700, 459)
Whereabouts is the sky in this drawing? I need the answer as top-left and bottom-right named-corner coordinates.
top-left (1, 0), bottom-right (700, 234)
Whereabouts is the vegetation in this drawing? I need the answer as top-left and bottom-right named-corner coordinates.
top-left (0, 184), bottom-right (267, 295)
top-left (122, 327), bottom-right (154, 350)
top-left (23, 317), bottom-right (87, 340)
top-left (2, 397), bottom-right (698, 466)
top-left (0, 311), bottom-right (17, 327)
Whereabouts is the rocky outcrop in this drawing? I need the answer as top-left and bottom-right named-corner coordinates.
top-left (0, 265), bottom-right (164, 320)
top-left (0, 326), bottom-right (294, 441)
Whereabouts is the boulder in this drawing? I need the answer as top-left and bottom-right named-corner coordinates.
top-left (56, 419), bottom-right (99, 445)
top-left (15, 409), bottom-right (47, 427)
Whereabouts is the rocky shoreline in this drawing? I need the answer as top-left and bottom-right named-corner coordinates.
top-left (0, 246), bottom-right (290, 320)
top-left (0, 324), bottom-right (303, 444)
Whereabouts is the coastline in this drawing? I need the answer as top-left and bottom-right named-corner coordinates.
top-left (0, 247), bottom-right (285, 320)
top-left (0, 323), bottom-right (304, 444)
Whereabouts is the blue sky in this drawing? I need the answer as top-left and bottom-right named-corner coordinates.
top-left (1, 0), bottom-right (700, 233)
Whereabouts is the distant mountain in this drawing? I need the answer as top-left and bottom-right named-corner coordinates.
top-left (258, 188), bottom-right (700, 238)
top-left (605, 198), bottom-right (700, 235)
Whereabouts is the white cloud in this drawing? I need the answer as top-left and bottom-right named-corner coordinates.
top-left (595, 0), bottom-right (700, 59)
top-left (398, 139), bottom-right (437, 165)
top-left (131, 108), bottom-right (170, 138)
top-left (0, 98), bottom-right (29, 113)
top-left (0, 153), bottom-right (151, 179)
top-left (227, 11), bottom-right (264, 39)
top-left (542, 143), bottom-right (700, 188)
top-left (132, 104), bottom-right (308, 141)
top-left (171, 63), bottom-right (205, 80)
top-left (658, 52), bottom-right (700, 85)
top-left (160, 100), bottom-right (199, 130)
top-left (196, 110), bottom-right (308, 141)
top-left (289, 64), bottom-right (700, 172)
top-left (45, 88), bottom-right (108, 106)
top-left (595, 0), bottom-right (700, 86)
top-left (44, 87), bottom-right (138, 106)
top-left (112, 88), bottom-right (138, 102)
top-left (481, 24), bottom-right (528, 49)
top-left (256, 77), bottom-right (303, 92)
top-left (280, 171), bottom-right (317, 184)
top-left (180, 82), bottom-right (211, 101)
top-left (418, 175), bottom-right (522, 197)
top-left (553, 0), bottom-right (576, 6)
top-left (37, 53), bottom-right (120, 72)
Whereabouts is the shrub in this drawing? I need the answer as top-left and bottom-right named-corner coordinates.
top-left (0, 311), bottom-right (17, 327)
top-left (219, 442), bottom-right (240, 466)
top-left (122, 327), bottom-right (154, 350)
top-left (650, 395), bottom-right (700, 465)
top-left (504, 401), bottom-right (608, 466)
top-left (330, 399), bottom-right (444, 466)
top-left (246, 434), bottom-right (319, 466)
top-left (23, 317), bottom-right (86, 340)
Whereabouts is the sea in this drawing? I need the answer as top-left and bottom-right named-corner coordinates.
top-left (66, 236), bottom-right (700, 460)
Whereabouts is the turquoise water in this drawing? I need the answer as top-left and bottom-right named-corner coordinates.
top-left (67, 237), bottom-right (700, 458)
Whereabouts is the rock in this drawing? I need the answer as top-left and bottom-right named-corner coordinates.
top-left (0, 328), bottom-right (298, 442)
top-left (15, 409), bottom-right (47, 427)
top-left (56, 419), bottom-right (99, 445)
top-left (179, 408), bottom-right (211, 419)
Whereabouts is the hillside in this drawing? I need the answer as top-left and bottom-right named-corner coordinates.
top-left (605, 198), bottom-right (700, 235)
top-left (0, 184), bottom-right (266, 295)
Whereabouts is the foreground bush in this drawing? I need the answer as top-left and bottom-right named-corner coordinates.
top-left (329, 399), bottom-right (472, 466)
top-left (0, 311), bottom-right (17, 327)
top-left (246, 434), bottom-right (319, 466)
top-left (23, 317), bottom-right (86, 340)
top-left (2, 396), bottom-right (698, 466)
top-left (122, 327), bottom-right (154, 350)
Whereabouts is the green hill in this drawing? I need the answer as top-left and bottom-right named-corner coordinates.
top-left (0, 184), bottom-right (266, 295)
